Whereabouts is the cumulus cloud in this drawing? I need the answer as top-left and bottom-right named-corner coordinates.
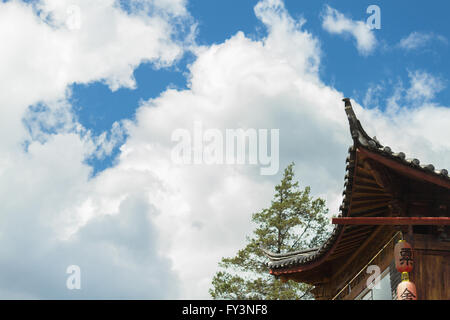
top-left (0, 0), bottom-right (449, 300)
top-left (398, 31), bottom-right (447, 51)
top-left (321, 5), bottom-right (376, 55)
top-left (360, 71), bottom-right (450, 168)
top-left (406, 70), bottom-right (445, 102)
top-left (0, 189), bottom-right (179, 299)
top-left (363, 83), bottom-right (385, 108)
top-left (363, 70), bottom-right (446, 111)
top-left (0, 0), bottom-right (190, 154)
top-left (121, 0), bottom-right (189, 17)
top-left (0, 0), bottom-right (189, 298)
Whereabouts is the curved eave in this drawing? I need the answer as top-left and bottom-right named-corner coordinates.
top-left (268, 224), bottom-right (345, 275)
top-left (267, 144), bottom-right (358, 275)
top-left (266, 98), bottom-right (450, 280)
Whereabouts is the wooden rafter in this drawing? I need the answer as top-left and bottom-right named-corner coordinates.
top-left (331, 226), bottom-right (384, 281)
top-left (359, 147), bottom-right (450, 190)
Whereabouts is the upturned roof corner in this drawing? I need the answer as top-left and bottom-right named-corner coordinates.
top-left (264, 98), bottom-right (450, 282)
top-left (342, 97), bottom-right (382, 149)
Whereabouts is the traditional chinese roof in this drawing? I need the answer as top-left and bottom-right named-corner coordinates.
top-left (265, 98), bottom-right (450, 288)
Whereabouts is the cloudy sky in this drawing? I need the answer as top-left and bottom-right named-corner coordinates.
top-left (0, 0), bottom-right (449, 299)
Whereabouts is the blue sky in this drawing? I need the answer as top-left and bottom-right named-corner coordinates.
top-left (69, 0), bottom-right (450, 174)
top-left (0, 0), bottom-right (449, 299)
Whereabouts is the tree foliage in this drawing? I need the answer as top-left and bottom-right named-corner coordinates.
top-left (209, 163), bottom-right (330, 299)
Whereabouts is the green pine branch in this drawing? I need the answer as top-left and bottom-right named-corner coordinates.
top-left (210, 163), bottom-right (331, 300)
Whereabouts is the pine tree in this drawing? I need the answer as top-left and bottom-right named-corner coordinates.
top-left (209, 163), bottom-right (330, 299)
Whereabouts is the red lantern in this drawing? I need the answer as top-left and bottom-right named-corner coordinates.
top-left (397, 273), bottom-right (417, 300)
top-left (394, 240), bottom-right (413, 273)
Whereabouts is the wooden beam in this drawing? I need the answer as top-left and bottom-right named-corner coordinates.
top-left (358, 147), bottom-right (450, 190)
top-left (363, 159), bottom-right (388, 189)
top-left (338, 231), bottom-right (373, 243)
top-left (358, 208), bottom-right (390, 217)
top-left (350, 201), bottom-right (389, 213)
top-left (329, 249), bottom-right (359, 260)
top-left (341, 225), bottom-right (374, 236)
top-left (331, 226), bottom-right (384, 281)
top-left (332, 217), bottom-right (450, 225)
top-left (352, 182), bottom-right (384, 191)
top-left (353, 190), bottom-right (389, 197)
top-left (333, 239), bottom-right (368, 253)
top-left (355, 176), bottom-right (378, 185)
top-left (352, 194), bottom-right (393, 200)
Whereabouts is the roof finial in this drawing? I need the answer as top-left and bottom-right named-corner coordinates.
top-left (341, 97), bottom-right (383, 149)
top-left (342, 97), bottom-right (356, 120)
top-left (342, 97), bottom-right (351, 107)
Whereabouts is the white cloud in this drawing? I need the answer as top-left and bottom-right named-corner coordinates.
top-left (360, 71), bottom-right (450, 169)
top-left (407, 70), bottom-right (445, 102)
top-left (398, 31), bottom-right (447, 50)
top-left (362, 70), bottom-right (446, 112)
top-left (120, 0), bottom-right (189, 17)
top-left (0, 0), bottom-right (449, 300)
top-left (321, 5), bottom-right (376, 55)
top-left (0, 0), bottom-right (190, 154)
top-left (0, 0), bottom-right (190, 298)
top-left (363, 83), bottom-right (385, 108)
